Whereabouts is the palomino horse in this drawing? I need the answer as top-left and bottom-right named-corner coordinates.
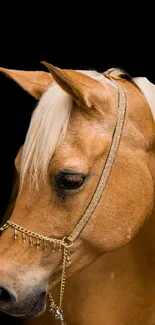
top-left (0, 64), bottom-right (155, 325)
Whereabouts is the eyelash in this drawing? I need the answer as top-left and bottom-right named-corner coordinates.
top-left (54, 173), bottom-right (86, 191)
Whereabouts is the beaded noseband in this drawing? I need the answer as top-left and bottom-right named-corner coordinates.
top-left (0, 70), bottom-right (127, 325)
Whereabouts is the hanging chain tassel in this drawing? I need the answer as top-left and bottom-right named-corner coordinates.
top-left (66, 251), bottom-right (71, 265)
top-left (22, 233), bottom-right (26, 243)
top-left (36, 238), bottom-right (40, 249)
top-left (14, 229), bottom-right (18, 240)
top-left (29, 237), bottom-right (33, 246)
top-left (59, 242), bottom-right (62, 252)
top-left (43, 240), bottom-right (47, 251)
top-left (52, 241), bottom-right (57, 252)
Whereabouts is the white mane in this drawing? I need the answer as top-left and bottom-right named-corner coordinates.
top-left (20, 70), bottom-right (114, 187)
top-left (133, 77), bottom-right (155, 119)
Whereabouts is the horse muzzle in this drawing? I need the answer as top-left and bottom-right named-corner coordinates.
top-left (0, 286), bottom-right (47, 317)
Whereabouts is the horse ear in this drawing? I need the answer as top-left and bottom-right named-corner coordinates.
top-left (41, 61), bottom-right (108, 109)
top-left (0, 67), bottom-right (53, 99)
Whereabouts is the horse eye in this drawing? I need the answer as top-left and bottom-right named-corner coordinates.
top-left (55, 173), bottom-right (86, 190)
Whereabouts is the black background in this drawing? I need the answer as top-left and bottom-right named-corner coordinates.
top-left (0, 22), bottom-right (155, 323)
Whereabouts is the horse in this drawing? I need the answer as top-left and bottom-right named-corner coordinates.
top-left (0, 63), bottom-right (155, 325)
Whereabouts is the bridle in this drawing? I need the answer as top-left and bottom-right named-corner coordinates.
top-left (0, 70), bottom-right (127, 325)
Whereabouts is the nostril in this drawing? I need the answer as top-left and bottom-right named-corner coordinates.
top-left (0, 287), bottom-right (13, 302)
top-left (40, 290), bottom-right (46, 298)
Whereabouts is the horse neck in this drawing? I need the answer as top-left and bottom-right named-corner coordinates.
top-left (136, 124), bottom-right (155, 263)
top-left (119, 77), bottom-right (155, 269)
top-left (113, 144), bottom-right (155, 276)
top-left (128, 203), bottom-right (155, 268)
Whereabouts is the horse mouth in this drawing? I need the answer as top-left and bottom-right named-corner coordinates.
top-left (28, 290), bottom-right (47, 317)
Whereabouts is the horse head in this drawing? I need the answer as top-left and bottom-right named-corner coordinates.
top-left (0, 64), bottom-right (155, 320)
